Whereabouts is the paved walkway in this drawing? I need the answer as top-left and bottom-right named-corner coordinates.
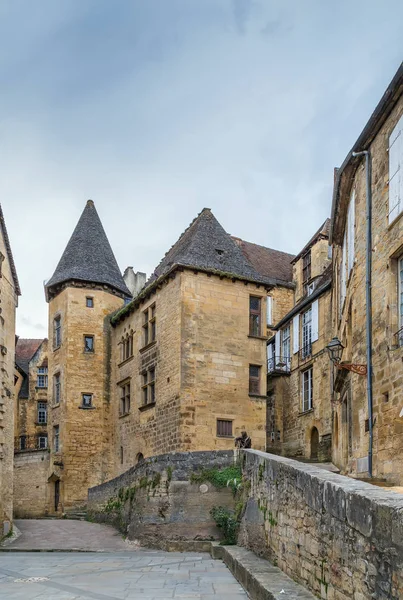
top-left (0, 551), bottom-right (248, 599)
top-left (5, 519), bottom-right (136, 551)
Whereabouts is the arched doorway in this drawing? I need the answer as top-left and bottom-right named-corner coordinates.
top-left (136, 452), bottom-right (144, 464)
top-left (310, 427), bottom-right (319, 460)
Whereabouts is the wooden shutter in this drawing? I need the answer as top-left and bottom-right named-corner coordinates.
top-left (275, 331), bottom-right (281, 359)
top-left (267, 296), bottom-right (273, 325)
top-left (293, 314), bottom-right (299, 354)
top-left (267, 342), bottom-right (274, 362)
top-left (311, 299), bottom-right (319, 342)
top-left (347, 190), bottom-right (355, 275)
top-left (389, 115), bottom-right (403, 224)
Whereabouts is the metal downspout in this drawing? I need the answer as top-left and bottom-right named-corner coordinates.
top-left (352, 150), bottom-right (373, 478)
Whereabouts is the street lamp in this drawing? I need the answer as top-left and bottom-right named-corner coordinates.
top-left (326, 337), bottom-right (367, 376)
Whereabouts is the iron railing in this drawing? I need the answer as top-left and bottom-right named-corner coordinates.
top-left (394, 327), bottom-right (403, 348)
top-left (267, 355), bottom-right (291, 374)
top-left (299, 343), bottom-right (312, 361)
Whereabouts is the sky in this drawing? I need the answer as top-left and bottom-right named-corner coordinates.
top-left (1, 0), bottom-right (402, 338)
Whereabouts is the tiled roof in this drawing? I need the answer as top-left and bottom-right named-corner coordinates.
top-left (45, 200), bottom-right (131, 299)
top-left (15, 338), bottom-right (45, 399)
top-left (232, 237), bottom-right (294, 284)
top-left (0, 204), bottom-right (21, 295)
top-left (145, 208), bottom-right (278, 288)
top-left (291, 219), bottom-right (330, 264)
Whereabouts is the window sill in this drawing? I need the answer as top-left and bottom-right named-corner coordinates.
top-left (248, 394), bottom-right (267, 400)
top-left (35, 387), bottom-right (48, 390)
top-left (298, 408), bottom-right (314, 417)
top-left (216, 435), bottom-right (234, 439)
top-left (140, 340), bottom-right (157, 354)
top-left (35, 422), bottom-right (47, 426)
top-left (52, 403), bottom-right (61, 409)
top-left (119, 412), bottom-right (131, 418)
top-left (79, 406), bottom-right (96, 410)
top-left (83, 351), bottom-right (95, 355)
top-left (53, 345), bottom-right (61, 352)
top-left (139, 401), bottom-right (156, 412)
top-left (248, 335), bottom-right (268, 341)
top-left (118, 355), bottom-right (134, 368)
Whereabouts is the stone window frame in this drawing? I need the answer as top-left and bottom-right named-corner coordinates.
top-left (81, 393), bottom-right (93, 409)
top-left (37, 366), bottom-right (48, 388)
top-left (301, 367), bottom-right (313, 413)
top-left (37, 401), bottom-right (47, 424)
top-left (142, 304), bottom-right (156, 348)
top-left (121, 331), bottom-right (134, 362)
top-left (141, 366), bottom-right (156, 407)
top-left (37, 434), bottom-right (48, 450)
top-left (84, 334), bottom-right (95, 353)
top-left (19, 435), bottom-right (27, 451)
top-left (86, 296), bottom-right (94, 308)
top-left (302, 250), bottom-right (311, 294)
top-left (119, 380), bottom-right (131, 416)
top-left (216, 419), bottom-right (233, 438)
top-left (53, 372), bottom-right (61, 405)
top-left (249, 296), bottom-right (261, 337)
top-left (54, 425), bottom-right (60, 452)
top-left (249, 364), bottom-right (261, 395)
top-left (53, 315), bottom-right (62, 349)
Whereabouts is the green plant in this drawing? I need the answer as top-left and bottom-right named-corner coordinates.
top-left (210, 506), bottom-right (238, 545)
top-left (190, 466), bottom-right (242, 494)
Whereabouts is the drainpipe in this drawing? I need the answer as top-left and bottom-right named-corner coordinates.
top-left (352, 150), bottom-right (373, 478)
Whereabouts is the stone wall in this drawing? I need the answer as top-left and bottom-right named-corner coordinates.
top-left (239, 449), bottom-right (403, 600)
top-left (13, 450), bottom-right (50, 518)
top-left (88, 450), bottom-right (237, 549)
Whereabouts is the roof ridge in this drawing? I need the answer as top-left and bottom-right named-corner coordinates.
top-left (231, 236), bottom-right (295, 259)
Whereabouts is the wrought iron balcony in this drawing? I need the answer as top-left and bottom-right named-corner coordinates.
top-left (394, 327), bottom-right (403, 348)
top-left (267, 355), bottom-right (291, 375)
top-left (299, 343), bottom-right (312, 361)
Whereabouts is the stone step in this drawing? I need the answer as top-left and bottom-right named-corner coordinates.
top-left (65, 512), bottom-right (87, 521)
top-left (211, 543), bottom-right (315, 600)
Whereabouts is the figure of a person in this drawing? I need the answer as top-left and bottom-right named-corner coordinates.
top-left (235, 431), bottom-right (251, 449)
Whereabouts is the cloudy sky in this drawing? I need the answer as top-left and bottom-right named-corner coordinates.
top-left (1, 0), bottom-right (402, 337)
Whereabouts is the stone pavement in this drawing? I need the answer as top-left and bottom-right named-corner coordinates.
top-left (0, 551), bottom-right (248, 599)
top-left (4, 519), bottom-right (136, 551)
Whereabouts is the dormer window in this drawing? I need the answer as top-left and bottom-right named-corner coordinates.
top-left (307, 282), bottom-right (315, 297)
top-left (302, 251), bottom-right (311, 294)
top-left (215, 248), bottom-right (224, 256)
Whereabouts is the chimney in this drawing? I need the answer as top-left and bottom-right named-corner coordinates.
top-left (123, 268), bottom-right (147, 298)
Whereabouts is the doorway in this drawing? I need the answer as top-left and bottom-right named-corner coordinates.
top-left (310, 427), bottom-right (319, 460)
top-left (54, 480), bottom-right (60, 511)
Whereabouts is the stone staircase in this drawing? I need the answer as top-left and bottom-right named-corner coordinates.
top-left (64, 507), bottom-right (87, 521)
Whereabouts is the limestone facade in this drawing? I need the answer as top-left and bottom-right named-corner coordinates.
top-left (0, 205), bottom-right (20, 538)
top-left (267, 221), bottom-right (333, 460)
top-left (331, 66), bottom-right (403, 483)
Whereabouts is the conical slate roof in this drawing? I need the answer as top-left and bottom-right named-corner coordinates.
top-left (46, 200), bottom-right (130, 298)
top-left (146, 208), bottom-right (276, 287)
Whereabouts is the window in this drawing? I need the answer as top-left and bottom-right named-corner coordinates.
top-left (121, 333), bottom-right (133, 362)
top-left (120, 446), bottom-right (124, 465)
top-left (84, 335), bottom-right (94, 353)
top-left (143, 304), bottom-right (156, 347)
top-left (37, 401), bottom-right (47, 424)
top-left (398, 256), bottom-right (403, 346)
top-left (141, 367), bottom-right (156, 406)
top-left (302, 368), bottom-right (313, 412)
top-left (54, 316), bottom-right (61, 348)
top-left (20, 435), bottom-right (27, 450)
top-left (38, 435), bottom-right (48, 450)
top-left (119, 382), bottom-right (131, 415)
top-left (282, 325), bottom-right (291, 364)
top-left (249, 296), bottom-right (261, 336)
top-left (54, 373), bottom-right (61, 405)
top-left (217, 419), bottom-right (233, 437)
top-left (37, 367), bottom-right (48, 388)
top-left (302, 251), bottom-right (311, 293)
top-left (347, 191), bottom-right (355, 275)
top-left (86, 297), bottom-right (94, 308)
top-left (249, 365), bottom-right (261, 395)
top-left (307, 282), bottom-right (315, 296)
top-left (388, 114), bottom-right (403, 223)
top-left (82, 393), bottom-right (93, 408)
top-left (302, 307), bottom-right (312, 358)
top-left (54, 425), bottom-right (60, 452)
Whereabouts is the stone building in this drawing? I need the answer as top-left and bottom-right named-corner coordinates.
top-left (0, 204), bottom-right (20, 539)
top-left (330, 63), bottom-right (403, 483)
top-left (267, 220), bottom-right (333, 460)
top-left (44, 200), bottom-right (130, 512)
top-left (110, 208), bottom-right (294, 475)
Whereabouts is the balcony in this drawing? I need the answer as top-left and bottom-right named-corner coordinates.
top-left (267, 355), bottom-right (291, 376)
top-left (394, 327), bottom-right (403, 348)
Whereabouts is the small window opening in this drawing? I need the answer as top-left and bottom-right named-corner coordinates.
top-left (86, 297), bottom-right (94, 308)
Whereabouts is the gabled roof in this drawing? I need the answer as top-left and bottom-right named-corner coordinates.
top-left (232, 237), bottom-right (294, 284)
top-left (291, 219), bottom-right (330, 264)
top-left (0, 204), bottom-right (21, 295)
top-left (145, 208), bottom-right (278, 288)
top-left (45, 200), bottom-right (130, 299)
top-left (15, 338), bottom-right (45, 398)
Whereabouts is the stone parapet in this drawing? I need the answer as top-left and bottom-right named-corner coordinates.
top-left (239, 449), bottom-right (403, 600)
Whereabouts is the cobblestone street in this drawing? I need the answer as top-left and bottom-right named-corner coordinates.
top-left (0, 521), bottom-right (248, 599)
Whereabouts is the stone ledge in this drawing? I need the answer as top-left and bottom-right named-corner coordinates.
top-left (211, 543), bottom-right (315, 600)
